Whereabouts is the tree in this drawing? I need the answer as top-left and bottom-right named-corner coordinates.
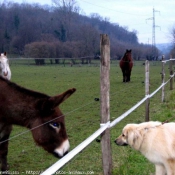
top-left (0, 1), bottom-right (155, 59)
top-left (52, 0), bottom-right (77, 11)
top-left (25, 42), bottom-right (55, 65)
top-left (52, 0), bottom-right (78, 42)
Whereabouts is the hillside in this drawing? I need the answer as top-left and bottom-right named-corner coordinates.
top-left (0, 2), bottom-right (156, 59)
top-left (156, 43), bottom-right (173, 55)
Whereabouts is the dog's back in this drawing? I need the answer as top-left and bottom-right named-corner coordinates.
top-left (137, 121), bottom-right (161, 129)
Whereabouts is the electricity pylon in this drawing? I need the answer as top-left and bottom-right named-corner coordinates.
top-left (146, 8), bottom-right (160, 59)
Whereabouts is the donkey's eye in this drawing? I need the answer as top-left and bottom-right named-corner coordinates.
top-left (122, 134), bottom-right (125, 137)
top-left (49, 122), bottom-right (61, 129)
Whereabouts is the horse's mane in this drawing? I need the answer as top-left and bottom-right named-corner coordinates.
top-left (0, 76), bottom-right (49, 99)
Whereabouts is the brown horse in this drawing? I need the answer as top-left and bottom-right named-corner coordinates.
top-left (119, 49), bottom-right (133, 82)
top-left (0, 76), bottom-right (76, 172)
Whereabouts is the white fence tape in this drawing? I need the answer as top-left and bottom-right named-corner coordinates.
top-left (149, 74), bottom-right (174, 98)
top-left (110, 96), bottom-right (148, 128)
top-left (41, 60), bottom-right (175, 175)
top-left (149, 83), bottom-right (165, 98)
top-left (162, 58), bottom-right (175, 63)
top-left (110, 74), bottom-right (174, 128)
top-left (41, 121), bottom-right (110, 175)
top-left (41, 76), bottom-right (174, 175)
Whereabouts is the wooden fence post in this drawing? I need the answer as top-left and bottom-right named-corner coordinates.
top-left (170, 56), bottom-right (173, 90)
top-left (145, 60), bottom-right (150, 121)
top-left (161, 55), bottom-right (165, 102)
top-left (100, 34), bottom-right (112, 175)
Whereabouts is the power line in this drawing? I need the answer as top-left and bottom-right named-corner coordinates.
top-left (79, 0), bottom-right (150, 16)
top-left (146, 8), bottom-right (160, 57)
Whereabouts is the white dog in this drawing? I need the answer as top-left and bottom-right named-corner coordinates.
top-left (115, 121), bottom-right (175, 175)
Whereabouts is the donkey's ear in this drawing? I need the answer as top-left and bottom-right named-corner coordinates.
top-left (49, 88), bottom-right (76, 108)
top-left (37, 88), bottom-right (76, 112)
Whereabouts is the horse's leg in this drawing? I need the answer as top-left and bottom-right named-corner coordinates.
top-left (0, 124), bottom-right (12, 172)
top-left (129, 69), bottom-right (132, 82)
top-left (125, 71), bottom-right (128, 82)
top-left (122, 69), bottom-right (126, 82)
top-left (127, 70), bottom-right (131, 82)
top-left (124, 70), bottom-right (128, 82)
top-left (128, 63), bottom-right (133, 82)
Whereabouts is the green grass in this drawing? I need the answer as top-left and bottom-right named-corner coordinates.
top-left (5, 60), bottom-right (175, 174)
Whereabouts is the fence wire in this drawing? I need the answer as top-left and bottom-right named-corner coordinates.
top-left (41, 60), bottom-right (175, 175)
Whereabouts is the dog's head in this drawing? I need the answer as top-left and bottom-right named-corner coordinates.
top-left (114, 121), bottom-right (162, 151)
top-left (114, 124), bottom-right (144, 150)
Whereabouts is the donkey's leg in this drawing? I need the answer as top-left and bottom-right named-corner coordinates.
top-left (0, 124), bottom-right (12, 171)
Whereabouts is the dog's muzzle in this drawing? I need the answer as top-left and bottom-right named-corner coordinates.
top-left (114, 139), bottom-right (128, 146)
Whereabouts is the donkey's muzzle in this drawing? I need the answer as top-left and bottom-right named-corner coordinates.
top-left (53, 139), bottom-right (70, 158)
top-left (53, 150), bottom-right (69, 158)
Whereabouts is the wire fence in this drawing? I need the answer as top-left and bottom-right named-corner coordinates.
top-left (0, 48), bottom-right (172, 173)
top-left (1, 55), bottom-right (172, 174)
top-left (3, 53), bottom-right (172, 174)
top-left (41, 58), bottom-right (175, 175)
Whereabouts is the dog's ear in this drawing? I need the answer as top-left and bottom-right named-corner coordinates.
top-left (127, 129), bottom-right (135, 146)
top-left (127, 129), bottom-right (143, 150)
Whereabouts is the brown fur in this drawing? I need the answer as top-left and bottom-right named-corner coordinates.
top-left (119, 49), bottom-right (133, 82)
top-left (0, 76), bottom-right (76, 172)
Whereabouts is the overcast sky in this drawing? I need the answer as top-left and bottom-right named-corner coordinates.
top-left (5, 0), bottom-right (175, 45)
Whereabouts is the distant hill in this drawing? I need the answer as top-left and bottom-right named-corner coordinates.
top-left (156, 43), bottom-right (173, 55)
top-left (0, 2), bottom-right (154, 59)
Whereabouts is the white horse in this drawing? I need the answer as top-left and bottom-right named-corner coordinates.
top-left (0, 52), bottom-right (11, 80)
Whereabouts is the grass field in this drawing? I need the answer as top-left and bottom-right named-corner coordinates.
top-left (5, 59), bottom-right (175, 175)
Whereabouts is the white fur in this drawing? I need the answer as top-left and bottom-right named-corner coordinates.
top-left (115, 121), bottom-right (175, 175)
top-left (0, 53), bottom-right (11, 80)
top-left (54, 139), bottom-right (70, 157)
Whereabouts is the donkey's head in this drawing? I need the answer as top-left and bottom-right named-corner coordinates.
top-left (31, 88), bottom-right (76, 158)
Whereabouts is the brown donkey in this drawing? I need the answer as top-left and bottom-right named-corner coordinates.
top-left (0, 76), bottom-right (76, 172)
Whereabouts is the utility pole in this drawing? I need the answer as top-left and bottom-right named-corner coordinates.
top-left (146, 8), bottom-right (160, 60)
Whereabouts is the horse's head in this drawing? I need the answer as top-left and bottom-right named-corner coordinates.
top-left (123, 49), bottom-right (132, 61)
top-left (0, 52), bottom-right (11, 80)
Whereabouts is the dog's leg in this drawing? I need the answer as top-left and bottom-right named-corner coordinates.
top-left (155, 164), bottom-right (166, 175)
